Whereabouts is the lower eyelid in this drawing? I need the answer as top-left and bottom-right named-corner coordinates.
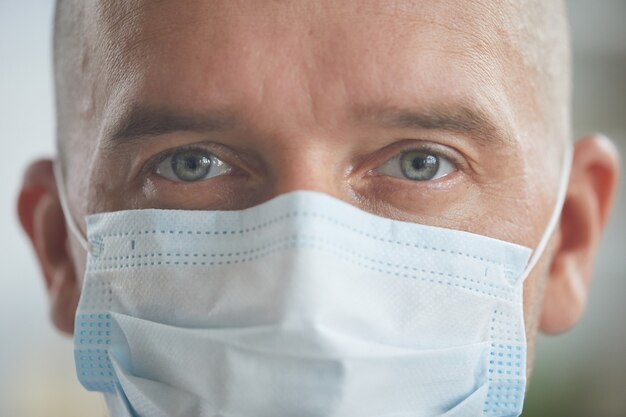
top-left (371, 168), bottom-right (462, 190)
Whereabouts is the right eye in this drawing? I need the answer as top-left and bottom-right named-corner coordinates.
top-left (374, 149), bottom-right (456, 182)
top-left (155, 148), bottom-right (233, 182)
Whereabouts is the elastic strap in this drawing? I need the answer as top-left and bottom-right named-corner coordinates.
top-left (53, 160), bottom-right (90, 252)
top-left (519, 145), bottom-right (574, 282)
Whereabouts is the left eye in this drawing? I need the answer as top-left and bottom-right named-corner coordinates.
top-left (374, 150), bottom-right (455, 181)
top-left (155, 148), bottom-right (233, 182)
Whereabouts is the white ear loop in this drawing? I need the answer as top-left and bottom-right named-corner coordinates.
top-left (518, 144), bottom-right (574, 282)
top-left (53, 160), bottom-right (90, 252)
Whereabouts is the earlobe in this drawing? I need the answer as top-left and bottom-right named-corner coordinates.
top-left (17, 159), bottom-right (79, 334)
top-left (540, 135), bottom-right (620, 334)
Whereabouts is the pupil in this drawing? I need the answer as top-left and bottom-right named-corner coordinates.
top-left (185, 158), bottom-right (198, 170)
top-left (412, 154), bottom-right (437, 170)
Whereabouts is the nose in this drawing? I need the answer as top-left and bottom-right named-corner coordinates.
top-left (266, 144), bottom-right (350, 203)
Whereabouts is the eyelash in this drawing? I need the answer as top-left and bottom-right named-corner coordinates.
top-left (144, 145), bottom-right (226, 176)
top-left (402, 144), bottom-right (459, 165)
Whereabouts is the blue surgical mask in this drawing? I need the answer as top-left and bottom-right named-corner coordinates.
top-left (55, 146), bottom-right (572, 417)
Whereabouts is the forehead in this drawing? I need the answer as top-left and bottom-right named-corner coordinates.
top-left (88, 0), bottom-right (538, 146)
top-left (100, 0), bottom-right (510, 52)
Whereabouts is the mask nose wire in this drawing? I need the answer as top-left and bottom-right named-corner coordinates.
top-left (518, 145), bottom-right (574, 283)
top-left (53, 160), bottom-right (90, 252)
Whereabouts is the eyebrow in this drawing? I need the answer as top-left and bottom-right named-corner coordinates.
top-left (105, 106), bottom-right (238, 145)
top-left (353, 103), bottom-right (514, 147)
top-left (106, 102), bottom-right (514, 148)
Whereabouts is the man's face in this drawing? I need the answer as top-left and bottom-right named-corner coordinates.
top-left (63, 0), bottom-right (563, 376)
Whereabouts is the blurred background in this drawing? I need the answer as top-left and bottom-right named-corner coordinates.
top-left (0, 1), bottom-right (624, 416)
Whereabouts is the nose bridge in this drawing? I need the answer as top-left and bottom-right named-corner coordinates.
top-left (267, 139), bottom-right (348, 200)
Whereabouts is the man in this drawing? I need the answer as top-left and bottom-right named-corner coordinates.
top-left (16, 0), bottom-right (619, 416)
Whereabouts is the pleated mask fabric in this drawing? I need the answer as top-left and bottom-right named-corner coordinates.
top-left (74, 190), bottom-right (534, 417)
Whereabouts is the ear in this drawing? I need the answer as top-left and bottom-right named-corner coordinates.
top-left (540, 135), bottom-right (620, 334)
top-left (17, 159), bottom-right (80, 335)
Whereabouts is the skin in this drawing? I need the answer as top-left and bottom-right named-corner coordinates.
top-left (17, 0), bottom-right (619, 390)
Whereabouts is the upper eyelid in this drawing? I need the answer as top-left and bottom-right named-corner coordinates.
top-left (160, 145), bottom-right (221, 161)
top-left (378, 143), bottom-right (461, 169)
top-left (147, 145), bottom-right (230, 173)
